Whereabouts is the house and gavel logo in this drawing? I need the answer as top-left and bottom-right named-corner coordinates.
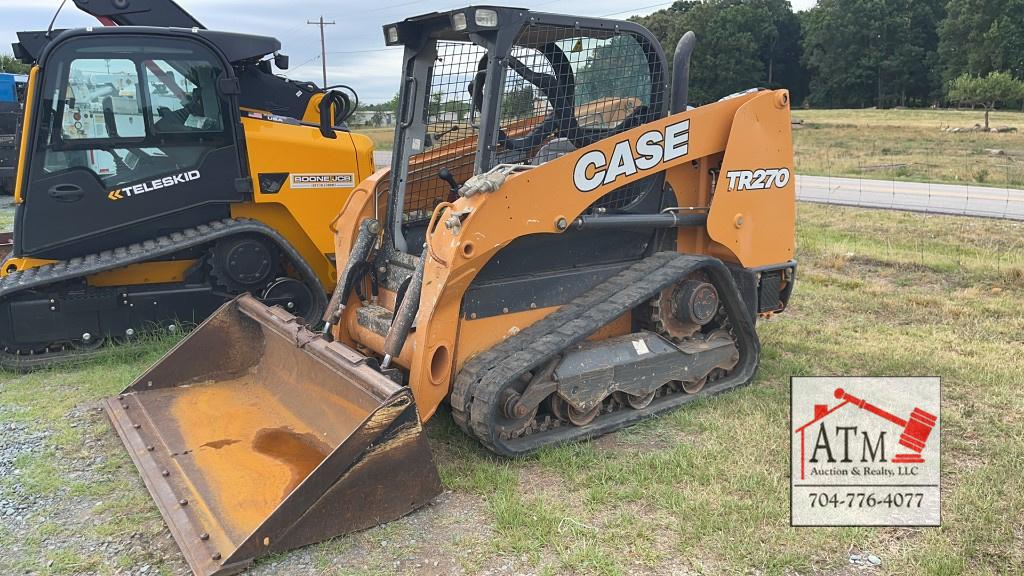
top-left (794, 388), bottom-right (938, 480)
top-left (790, 377), bottom-right (941, 527)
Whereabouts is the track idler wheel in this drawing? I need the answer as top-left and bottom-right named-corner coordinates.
top-left (625, 390), bottom-right (656, 410)
top-left (497, 378), bottom-right (539, 436)
top-left (210, 236), bottom-right (277, 292)
top-left (550, 396), bottom-right (600, 426)
top-left (681, 376), bottom-right (707, 394)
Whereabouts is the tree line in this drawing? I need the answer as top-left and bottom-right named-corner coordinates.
top-left (0, 55), bottom-right (31, 75)
top-left (632, 0), bottom-right (1024, 109)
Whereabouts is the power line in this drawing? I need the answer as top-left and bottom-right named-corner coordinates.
top-left (276, 21), bottom-right (319, 54)
top-left (365, 0), bottom-right (426, 13)
top-left (307, 16), bottom-right (336, 88)
top-left (601, 1), bottom-right (675, 17)
top-left (275, 20), bottom-right (307, 43)
top-left (326, 47), bottom-right (402, 55)
top-left (282, 54), bottom-right (320, 78)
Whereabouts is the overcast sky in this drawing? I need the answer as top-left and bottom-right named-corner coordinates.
top-left (3, 0), bottom-right (817, 102)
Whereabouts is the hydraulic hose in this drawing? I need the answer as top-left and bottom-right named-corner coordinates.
top-left (381, 251), bottom-right (426, 368)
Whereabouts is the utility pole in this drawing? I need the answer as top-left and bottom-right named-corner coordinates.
top-left (307, 15), bottom-right (336, 88)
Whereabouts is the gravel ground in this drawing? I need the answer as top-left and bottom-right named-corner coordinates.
top-left (0, 409), bottom-right (51, 524)
top-left (0, 385), bottom-right (533, 576)
top-left (0, 400), bottom-right (182, 575)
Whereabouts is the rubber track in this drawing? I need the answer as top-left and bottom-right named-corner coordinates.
top-left (450, 252), bottom-right (760, 457)
top-left (0, 218), bottom-right (326, 371)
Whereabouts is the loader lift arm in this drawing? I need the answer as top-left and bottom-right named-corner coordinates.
top-left (14, 0), bottom-right (346, 122)
top-left (75, 0), bottom-right (203, 103)
top-left (73, 0), bottom-right (204, 29)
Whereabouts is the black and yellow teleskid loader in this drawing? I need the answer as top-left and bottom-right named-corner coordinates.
top-left (103, 6), bottom-right (796, 576)
top-left (0, 0), bottom-right (374, 371)
top-left (58, 0), bottom-right (344, 122)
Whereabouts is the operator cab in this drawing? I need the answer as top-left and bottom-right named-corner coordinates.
top-left (12, 27), bottom-right (255, 259)
top-left (379, 6), bottom-right (667, 287)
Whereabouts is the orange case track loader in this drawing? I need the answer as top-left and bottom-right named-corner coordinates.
top-left (106, 6), bottom-right (795, 575)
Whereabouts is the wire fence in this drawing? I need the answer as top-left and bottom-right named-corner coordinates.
top-left (793, 126), bottom-right (1024, 221)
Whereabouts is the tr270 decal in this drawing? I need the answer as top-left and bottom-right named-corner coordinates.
top-left (725, 168), bottom-right (791, 191)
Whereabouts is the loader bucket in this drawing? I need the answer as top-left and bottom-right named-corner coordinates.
top-left (105, 294), bottom-right (442, 576)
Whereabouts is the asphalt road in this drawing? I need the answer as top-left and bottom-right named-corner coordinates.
top-left (374, 150), bottom-right (1023, 221)
top-left (2, 163), bottom-right (1021, 223)
top-left (796, 174), bottom-right (1024, 220)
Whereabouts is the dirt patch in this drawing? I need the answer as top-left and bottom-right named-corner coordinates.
top-left (246, 490), bottom-right (501, 576)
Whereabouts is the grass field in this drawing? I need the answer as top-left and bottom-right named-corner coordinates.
top-left (1, 203), bottom-right (1022, 575)
top-left (0, 204), bottom-right (12, 231)
top-left (356, 107), bottom-right (1024, 189)
top-left (792, 108), bottom-right (1024, 189)
top-left (354, 126), bottom-right (395, 151)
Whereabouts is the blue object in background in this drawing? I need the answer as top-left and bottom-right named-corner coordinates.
top-left (0, 74), bottom-right (17, 104)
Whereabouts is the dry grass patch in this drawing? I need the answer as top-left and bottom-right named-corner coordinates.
top-left (1, 202), bottom-right (1023, 575)
top-left (793, 108), bottom-right (1024, 189)
top-left (353, 127), bottom-right (395, 151)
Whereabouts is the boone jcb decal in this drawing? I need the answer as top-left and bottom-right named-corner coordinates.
top-left (107, 170), bottom-right (201, 201)
top-left (290, 173), bottom-right (355, 189)
top-left (573, 120), bottom-right (690, 192)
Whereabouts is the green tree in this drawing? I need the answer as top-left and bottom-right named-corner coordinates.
top-left (0, 54), bottom-right (31, 74)
top-left (428, 91), bottom-right (443, 117)
top-left (364, 91), bottom-right (401, 112)
top-left (501, 86), bottom-right (535, 118)
top-left (440, 99), bottom-right (470, 119)
top-left (939, 0), bottom-right (1024, 83)
top-left (382, 90), bottom-right (401, 111)
top-left (947, 71), bottom-right (1024, 128)
top-left (632, 0), bottom-right (806, 104)
top-left (802, 0), bottom-right (945, 108)
top-left (574, 35), bottom-right (654, 105)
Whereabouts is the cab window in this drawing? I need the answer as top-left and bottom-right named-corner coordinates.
top-left (33, 36), bottom-right (231, 189)
top-left (144, 59), bottom-right (224, 134)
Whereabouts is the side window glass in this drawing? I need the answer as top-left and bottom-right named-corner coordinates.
top-left (32, 38), bottom-right (233, 190)
top-left (62, 59), bottom-right (145, 140)
top-left (496, 29), bottom-right (657, 169)
top-left (564, 35), bottom-right (652, 129)
top-left (144, 59), bottom-right (224, 134)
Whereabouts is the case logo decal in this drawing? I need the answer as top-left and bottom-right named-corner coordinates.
top-left (725, 168), bottom-right (791, 191)
top-left (573, 119), bottom-right (690, 193)
top-left (107, 170), bottom-right (201, 201)
top-left (290, 173), bottom-right (355, 189)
